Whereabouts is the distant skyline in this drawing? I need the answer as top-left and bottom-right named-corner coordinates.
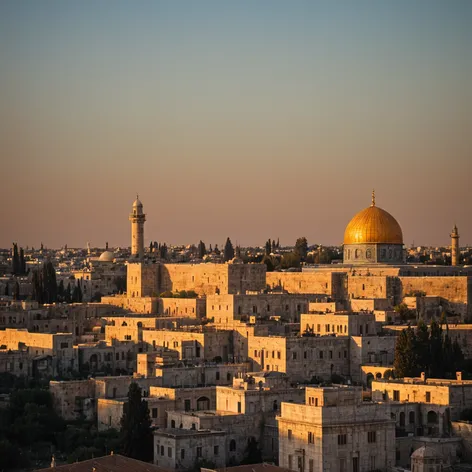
top-left (1, 1), bottom-right (471, 249)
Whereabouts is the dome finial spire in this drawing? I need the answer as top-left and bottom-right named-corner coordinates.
top-left (371, 189), bottom-right (375, 207)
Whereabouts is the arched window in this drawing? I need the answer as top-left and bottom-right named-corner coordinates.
top-left (427, 411), bottom-right (438, 424)
top-left (399, 412), bottom-right (405, 427)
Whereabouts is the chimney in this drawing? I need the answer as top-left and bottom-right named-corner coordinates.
top-left (457, 372), bottom-right (463, 381)
top-left (420, 372), bottom-right (426, 382)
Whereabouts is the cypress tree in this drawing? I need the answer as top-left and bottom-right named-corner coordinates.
top-left (12, 243), bottom-right (20, 275)
top-left (429, 321), bottom-right (443, 377)
top-left (265, 239), bottom-right (272, 255)
top-left (224, 237), bottom-right (234, 262)
top-left (19, 247), bottom-right (26, 275)
top-left (120, 383), bottom-right (153, 461)
top-left (65, 283), bottom-right (71, 303)
top-left (198, 240), bottom-right (206, 259)
top-left (394, 326), bottom-right (417, 378)
top-left (415, 320), bottom-right (430, 374)
top-left (13, 281), bottom-right (20, 300)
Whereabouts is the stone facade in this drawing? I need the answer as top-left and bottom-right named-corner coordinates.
top-left (142, 329), bottom-right (233, 363)
top-left (372, 374), bottom-right (472, 421)
top-left (154, 429), bottom-right (227, 470)
top-left (0, 328), bottom-right (77, 376)
top-left (300, 312), bottom-right (377, 337)
top-left (248, 335), bottom-right (350, 382)
top-left (266, 272), bottom-right (347, 300)
top-left (207, 294), bottom-right (313, 325)
top-left (277, 386), bottom-right (395, 472)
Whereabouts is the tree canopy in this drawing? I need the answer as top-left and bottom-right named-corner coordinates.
top-left (120, 383), bottom-right (153, 461)
top-left (394, 319), bottom-right (464, 379)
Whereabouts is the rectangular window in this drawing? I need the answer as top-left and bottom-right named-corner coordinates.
top-left (339, 458), bottom-right (346, 472)
top-left (426, 391), bottom-right (431, 402)
top-left (338, 434), bottom-right (347, 445)
top-left (308, 431), bottom-right (314, 444)
top-left (254, 350), bottom-right (258, 357)
top-left (369, 456), bottom-right (376, 470)
top-left (288, 455), bottom-right (293, 470)
top-left (288, 429), bottom-right (292, 440)
top-left (152, 408), bottom-right (158, 418)
top-left (329, 351), bottom-right (333, 359)
top-left (393, 390), bottom-right (400, 401)
top-left (216, 372), bottom-right (220, 381)
top-left (309, 459), bottom-right (314, 472)
top-left (181, 449), bottom-right (185, 459)
top-left (352, 457), bottom-right (359, 472)
top-left (292, 352), bottom-right (297, 360)
top-left (168, 447), bottom-right (172, 458)
top-left (214, 445), bottom-right (219, 455)
top-left (368, 431), bottom-right (376, 443)
top-left (277, 351), bottom-right (281, 359)
top-left (185, 399), bottom-right (191, 411)
top-left (319, 351), bottom-right (323, 359)
top-left (197, 447), bottom-right (202, 458)
top-left (237, 401), bottom-right (241, 413)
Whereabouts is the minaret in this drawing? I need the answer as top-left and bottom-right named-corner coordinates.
top-left (129, 195), bottom-right (146, 259)
top-left (450, 224), bottom-right (460, 266)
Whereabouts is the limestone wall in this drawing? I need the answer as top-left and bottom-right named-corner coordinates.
top-left (248, 335), bottom-right (350, 382)
top-left (207, 293), bottom-right (313, 325)
top-left (278, 401), bottom-right (395, 472)
top-left (350, 336), bottom-right (395, 382)
top-left (50, 379), bottom-right (95, 420)
top-left (300, 312), bottom-right (377, 337)
top-left (398, 276), bottom-right (471, 318)
top-left (266, 272), bottom-right (333, 296)
top-left (153, 430), bottom-right (226, 470)
top-left (158, 298), bottom-right (206, 318)
top-left (101, 295), bottom-right (157, 314)
top-left (159, 263), bottom-right (266, 296)
top-left (127, 263), bottom-right (159, 298)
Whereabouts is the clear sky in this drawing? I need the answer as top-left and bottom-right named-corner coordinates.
top-left (1, 1), bottom-right (471, 249)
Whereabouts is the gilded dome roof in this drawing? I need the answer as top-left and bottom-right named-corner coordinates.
top-left (344, 192), bottom-right (403, 245)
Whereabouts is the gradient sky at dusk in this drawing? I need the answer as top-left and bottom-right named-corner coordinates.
top-left (1, 1), bottom-right (471, 249)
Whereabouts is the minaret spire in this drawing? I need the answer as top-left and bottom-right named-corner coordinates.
top-left (371, 189), bottom-right (375, 207)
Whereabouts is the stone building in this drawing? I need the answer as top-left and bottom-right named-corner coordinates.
top-left (248, 334), bottom-right (350, 382)
top-left (0, 328), bottom-right (77, 376)
top-left (372, 372), bottom-right (472, 423)
top-left (277, 386), bottom-right (395, 472)
top-left (300, 311), bottom-right (377, 337)
top-left (207, 293), bottom-right (314, 325)
top-left (98, 385), bottom-right (217, 432)
top-left (154, 428), bottom-right (227, 470)
top-left (142, 329), bottom-right (233, 363)
top-left (152, 372), bottom-right (305, 469)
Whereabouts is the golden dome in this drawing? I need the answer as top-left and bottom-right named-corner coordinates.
top-left (344, 192), bottom-right (403, 245)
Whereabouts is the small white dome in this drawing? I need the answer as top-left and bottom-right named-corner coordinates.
top-left (99, 251), bottom-right (115, 262)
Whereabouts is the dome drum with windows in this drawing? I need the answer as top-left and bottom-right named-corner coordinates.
top-left (343, 191), bottom-right (404, 264)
